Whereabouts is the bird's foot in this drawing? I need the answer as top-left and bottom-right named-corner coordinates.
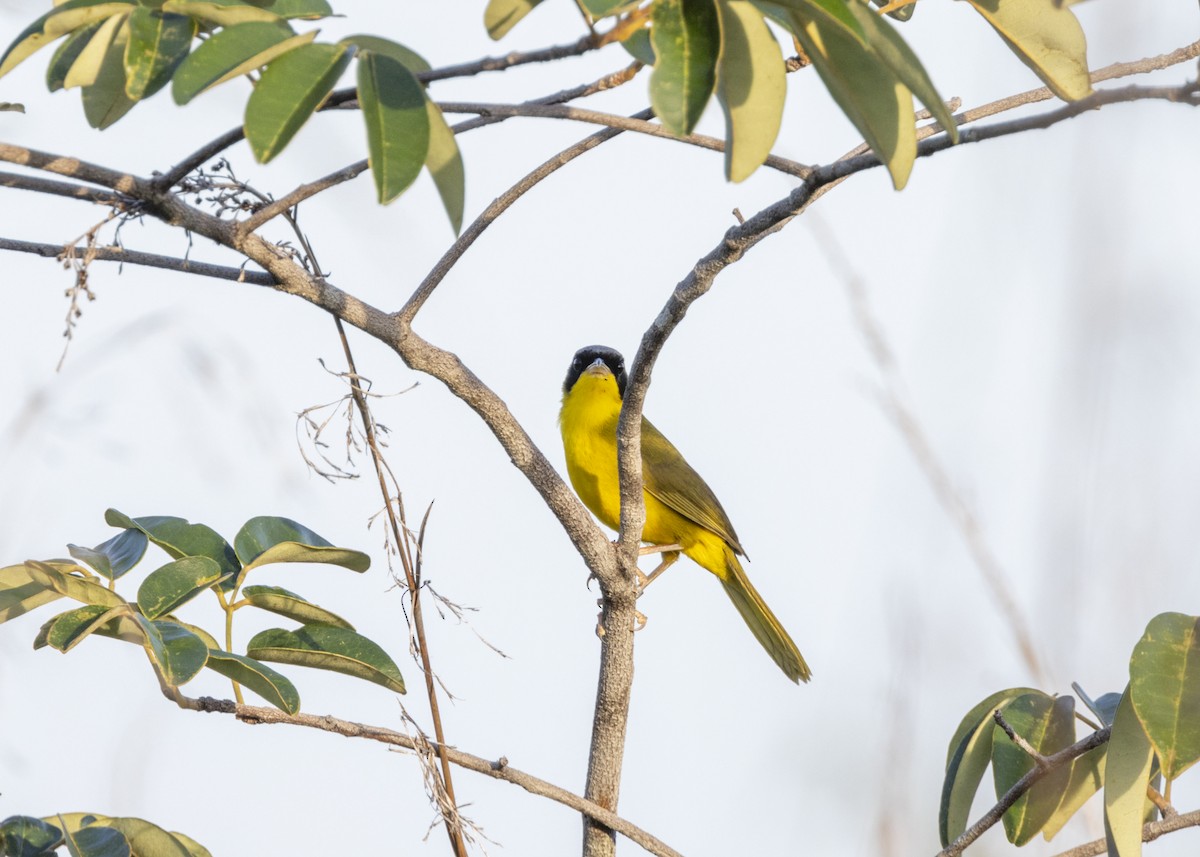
top-left (594, 598), bottom-right (649, 635)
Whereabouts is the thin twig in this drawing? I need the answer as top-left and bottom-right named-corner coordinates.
top-left (0, 238), bottom-right (276, 285)
top-left (1047, 809), bottom-right (1200, 857)
top-left (993, 709), bottom-right (1049, 765)
top-left (172, 694), bottom-right (683, 857)
top-left (0, 170), bottom-right (130, 204)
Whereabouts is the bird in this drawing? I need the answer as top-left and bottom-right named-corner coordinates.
top-left (558, 344), bottom-right (811, 683)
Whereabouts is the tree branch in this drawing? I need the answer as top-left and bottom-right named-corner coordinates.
top-left (937, 727), bottom-right (1111, 857)
top-left (0, 170), bottom-right (129, 205)
top-left (174, 694), bottom-right (683, 857)
top-left (1048, 808), bottom-right (1200, 857)
top-left (0, 238), bottom-right (276, 285)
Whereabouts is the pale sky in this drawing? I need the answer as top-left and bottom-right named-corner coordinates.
top-left (2, 2), bottom-right (1199, 856)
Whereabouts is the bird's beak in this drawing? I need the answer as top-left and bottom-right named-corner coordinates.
top-left (585, 357), bottom-right (611, 378)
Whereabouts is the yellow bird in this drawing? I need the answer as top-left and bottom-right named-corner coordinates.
top-left (559, 345), bottom-right (811, 683)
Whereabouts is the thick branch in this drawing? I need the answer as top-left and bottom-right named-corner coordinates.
top-left (176, 695), bottom-right (682, 857)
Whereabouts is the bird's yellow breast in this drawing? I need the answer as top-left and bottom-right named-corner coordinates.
top-left (559, 371), bottom-right (624, 532)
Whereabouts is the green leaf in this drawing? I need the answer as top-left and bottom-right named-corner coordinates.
top-left (91, 819), bottom-right (191, 857)
top-left (961, 0), bottom-right (1091, 101)
top-left (340, 34), bottom-right (431, 74)
top-left (0, 562), bottom-right (65, 624)
top-left (1074, 682), bottom-right (1122, 727)
top-left (160, 1), bottom-right (280, 26)
top-left (0, 0), bottom-right (134, 80)
top-left (137, 556), bottom-right (226, 619)
top-left (241, 584), bottom-right (354, 629)
top-left (171, 21), bottom-right (311, 104)
top-left (91, 609), bottom-right (147, 645)
top-left (1041, 742), bottom-right (1105, 841)
top-left (425, 99), bottom-right (465, 235)
top-left (358, 51), bottom-right (430, 204)
top-left (621, 25), bottom-right (655, 65)
top-left (1, 816), bottom-right (62, 857)
top-left (166, 830), bottom-right (211, 857)
top-left (1104, 688), bottom-right (1155, 857)
top-left (248, 625), bottom-right (405, 693)
top-left (205, 649), bottom-right (300, 713)
top-left (234, 515), bottom-right (370, 574)
top-left (484, 0), bottom-right (546, 40)
top-left (651, 0), bottom-right (720, 137)
top-left (759, 0), bottom-right (865, 41)
top-left (263, 0), bottom-right (332, 18)
top-left (871, 0), bottom-right (915, 20)
top-left (0, 102), bottom-right (24, 112)
top-left (38, 604), bottom-right (127, 652)
top-left (789, 6), bottom-right (915, 189)
top-left (991, 692), bottom-right (1076, 845)
top-left (64, 11), bottom-right (125, 89)
top-left (59, 815), bottom-right (130, 857)
top-left (939, 687), bottom-right (1038, 846)
top-left (124, 7), bottom-right (196, 99)
top-left (1130, 612), bottom-right (1200, 780)
top-left (133, 615), bottom-right (208, 686)
top-left (68, 529), bottom-right (149, 581)
top-left (104, 510), bottom-right (240, 580)
top-left (25, 560), bottom-right (126, 609)
top-left (714, 0), bottom-right (785, 182)
top-left (82, 19), bottom-right (138, 129)
top-left (244, 42), bottom-right (352, 163)
top-left (843, 0), bottom-right (958, 143)
top-left (47, 21), bottom-right (104, 91)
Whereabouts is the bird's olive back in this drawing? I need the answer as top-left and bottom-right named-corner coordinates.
top-left (563, 345), bottom-right (627, 397)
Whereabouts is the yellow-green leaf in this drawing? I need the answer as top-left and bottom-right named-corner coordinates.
top-left (961, 0), bottom-right (1091, 101)
top-left (1104, 689), bottom-right (1155, 857)
top-left (25, 560), bottom-right (125, 608)
top-left (0, 0), bottom-right (133, 80)
top-left (484, 0), bottom-right (546, 40)
top-left (425, 98), bottom-right (464, 235)
top-left (63, 11), bottom-right (124, 89)
top-left (0, 562), bottom-right (65, 624)
top-left (91, 819), bottom-right (190, 857)
top-left (714, 0), bottom-right (785, 182)
top-left (124, 7), bottom-right (196, 99)
top-left (991, 692), bottom-right (1076, 844)
top-left (136, 556), bottom-right (225, 619)
top-left (47, 20), bottom-right (103, 91)
top-left (248, 624), bottom-right (405, 693)
top-left (1130, 612), bottom-right (1200, 780)
top-left (340, 34), bottom-right (431, 74)
top-left (160, 1), bottom-right (280, 26)
top-left (1042, 743), bottom-right (1105, 841)
top-left (234, 515), bottom-right (370, 576)
top-left (241, 584), bottom-right (354, 629)
top-left (81, 15), bottom-right (137, 128)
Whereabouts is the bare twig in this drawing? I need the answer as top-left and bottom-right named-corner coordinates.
top-left (993, 709), bottom-right (1049, 765)
top-left (172, 694), bottom-right (683, 857)
top-left (0, 238), bottom-right (276, 285)
top-left (0, 170), bottom-right (130, 205)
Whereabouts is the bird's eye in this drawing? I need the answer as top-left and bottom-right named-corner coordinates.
top-left (572, 358), bottom-right (582, 370)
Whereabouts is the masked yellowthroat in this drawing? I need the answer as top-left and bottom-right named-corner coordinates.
top-left (559, 345), bottom-right (811, 683)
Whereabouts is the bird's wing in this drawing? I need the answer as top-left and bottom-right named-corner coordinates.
top-left (640, 417), bottom-right (746, 556)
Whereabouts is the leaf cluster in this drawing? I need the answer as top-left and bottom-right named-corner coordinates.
top-left (0, 509), bottom-right (406, 717)
top-left (1, 812), bottom-right (210, 857)
top-left (940, 612), bottom-right (1200, 855)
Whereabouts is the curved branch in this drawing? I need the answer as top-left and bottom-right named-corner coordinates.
top-left (176, 694), bottom-right (683, 857)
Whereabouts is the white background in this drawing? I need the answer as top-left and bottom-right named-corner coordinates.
top-left (2, 2), bottom-right (1199, 855)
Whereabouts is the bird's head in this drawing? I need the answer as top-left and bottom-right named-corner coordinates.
top-left (562, 345), bottom-right (627, 399)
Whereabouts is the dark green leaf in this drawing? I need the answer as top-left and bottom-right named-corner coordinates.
top-left (1041, 742), bottom-right (1105, 841)
top-left (47, 21), bottom-right (104, 91)
top-left (991, 692), bottom-right (1075, 845)
top-left (425, 99), bottom-right (464, 235)
top-left (68, 528), bottom-right (148, 581)
top-left (133, 615), bottom-right (208, 686)
top-left (1, 816), bottom-right (62, 857)
top-left (160, 1), bottom-right (280, 26)
top-left (263, 0), bottom-right (332, 18)
top-left (59, 815), bottom-right (130, 857)
top-left (939, 687), bottom-right (1038, 846)
top-left (241, 584), bottom-right (354, 629)
top-left (0, 563), bottom-right (64, 624)
top-left (0, 0), bottom-right (133, 80)
top-left (136, 556), bottom-right (225, 619)
top-left (651, 0), bottom-right (720, 136)
top-left (25, 560), bottom-right (126, 609)
top-left (124, 7), bottom-right (195, 99)
top-left (714, 0), bottom-right (785, 182)
top-left (234, 515), bottom-right (370, 574)
top-left (1074, 682), bottom-right (1122, 727)
top-left (340, 34), bottom-right (431, 73)
top-left (0, 102), bottom-right (24, 112)
top-left (105, 510), bottom-right (240, 580)
top-left (92, 819), bottom-right (191, 857)
top-left (358, 51), bottom-right (430, 204)
top-left (244, 42), bottom-right (352, 163)
top-left (1130, 612), bottom-right (1200, 780)
top-left (484, 0), bottom-right (546, 40)
top-left (205, 649), bottom-right (300, 713)
top-left (248, 624), bottom-right (405, 693)
top-left (1104, 688), bottom-right (1155, 857)
top-left (171, 21), bottom-right (310, 104)
top-left (962, 0), bottom-right (1090, 101)
top-left (621, 25), bottom-right (655, 65)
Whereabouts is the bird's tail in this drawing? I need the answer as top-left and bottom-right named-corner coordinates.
top-left (720, 550), bottom-right (811, 683)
